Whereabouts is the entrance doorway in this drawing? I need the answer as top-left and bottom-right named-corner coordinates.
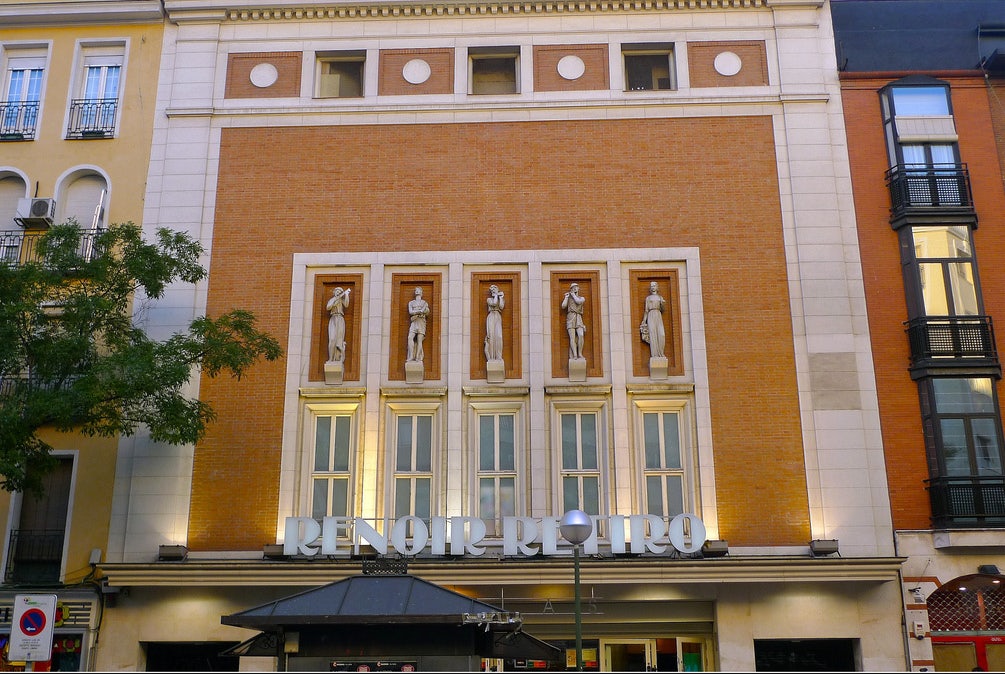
top-left (601, 638), bottom-right (707, 671)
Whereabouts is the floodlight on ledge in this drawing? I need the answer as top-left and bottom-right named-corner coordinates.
top-left (702, 539), bottom-right (729, 558)
top-left (263, 544), bottom-right (286, 560)
top-left (157, 544), bottom-right (188, 561)
top-left (809, 539), bottom-right (839, 557)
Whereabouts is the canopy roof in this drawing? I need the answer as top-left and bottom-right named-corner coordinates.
top-left (223, 574), bottom-right (518, 628)
top-left (221, 574), bottom-right (561, 662)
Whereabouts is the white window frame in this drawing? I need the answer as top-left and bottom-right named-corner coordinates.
top-left (622, 43), bottom-right (676, 92)
top-left (0, 450), bottom-right (77, 585)
top-left (551, 398), bottom-right (609, 518)
top-left (315, 51), bottom-right (366, 99)
top-left (632, 398), bottom-right (698, 518)
top-left (384, 401), bottom-right (442, 522)
top-left (1, 46), bottom-right (47, 137)
top-left (3, 55), bottom-right (45, 101)
top-left (469, 400), bottom-right (525, 536)
top-left (68, 41), bottom-right (126, 138)
top-left (302, 401), bottom-right (361, 521)
top-left (468, 47), bottom-right (520, 95)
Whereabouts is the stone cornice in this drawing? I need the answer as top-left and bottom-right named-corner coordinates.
top-left (0, 0), bottom-right (163, 26)
top-left (100, 555), bottom-right (904, 587)
top-left (161, 0), bottom-right (807, 24)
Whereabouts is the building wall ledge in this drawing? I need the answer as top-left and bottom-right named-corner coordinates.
top-left (99, 555), bottom-right (905, 587)
top-left (932, 529), bottom-right (1005, 549)
top-left (0, 0), bottom-right (163, 26)
top-left (163, 0), bottom-right (784, 25)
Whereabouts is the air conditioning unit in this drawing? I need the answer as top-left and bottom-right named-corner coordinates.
top-left (15, 197), bottom-right (56, 228)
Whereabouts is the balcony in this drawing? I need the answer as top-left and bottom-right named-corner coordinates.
top-left (906, 315), bottom-right (999, 378)
top-left (0, 101), bottom-right (39, 141)
top-left (0, 228), bottom-right (104, 266)
top-left (66, 98), bottom-right (117, 139)
top-left (886, 163), bottom-right (976, 229)
top-left (928, 476), bottom-right (1005, 526)
top-left (4, 529), bottom-right (64, 585)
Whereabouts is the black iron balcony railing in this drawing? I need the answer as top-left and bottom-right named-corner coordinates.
top-left (0, 228), bottom-right (105, 266)
top-left (906, 315), bottom-right (998, 368)
top-left (4, 529), bottom-right (64, 584)
top-left (0, 100), bottom-right (39, 140)
top-left (928, 475), bottom-right (1005, 525)
top-left (66, 98), bottom-right (118, 139)
top-left (886, 163), bottom-right (975, 218)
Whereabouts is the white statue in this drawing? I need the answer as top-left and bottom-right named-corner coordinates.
top-left (641, 281), bottom-right (666, 359)
top-left (561, 282), bottom-right (586, 360)
top-left (326, 287), bottom-right (350, 363)
top-left (406, 286), bottom-right (430, 362)
top-left (484, 284), bottom-right (505, 362)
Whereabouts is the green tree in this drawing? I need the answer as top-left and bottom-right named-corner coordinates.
top-left (0, 221), bottom-right (282, 494)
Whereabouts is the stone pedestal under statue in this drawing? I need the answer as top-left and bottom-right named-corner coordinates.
top-left (568, 357), bottom-right (586, 382)
top-left (486, 359), bottom-right (505, 384)
top-left (648, 356), bottom-right (668, 380)
top-left (405, 360), bottom-right (424, 384)
top-left (324, 361), bottom-right (344, 385)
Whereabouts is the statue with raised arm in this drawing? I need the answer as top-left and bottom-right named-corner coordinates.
top-left (641, 281), bottom-right (666, 359)
top-left (561, 282), bottom-right (586, 360)
top-left (326, 287), bottom-right (351, 363)
top-left (406, 286), bottom-right (430, 362)
top-left (484, 285), bottom-right (505, 363)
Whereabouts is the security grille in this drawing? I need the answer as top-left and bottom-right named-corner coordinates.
top-left (929, 582), bottom-right (1005, 631)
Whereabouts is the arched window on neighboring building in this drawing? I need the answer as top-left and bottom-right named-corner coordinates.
top-left (59, 171), bottom-right (106, 229)
top-left (0, 171), bottom-right (29, 263)
top-left (0, 171), bottom-right (27, 227)
top-left (56, 169), bottom-right (107, 262)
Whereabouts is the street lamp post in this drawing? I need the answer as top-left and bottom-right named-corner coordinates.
top-left (560, 509), bottom-right (593, 672)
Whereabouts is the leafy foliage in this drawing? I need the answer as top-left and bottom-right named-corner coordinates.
top-left (0, 221), bottom-right (282, 493)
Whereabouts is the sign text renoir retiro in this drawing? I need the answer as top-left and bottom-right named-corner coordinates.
top-left (285, 513), bottom-right (706, 557)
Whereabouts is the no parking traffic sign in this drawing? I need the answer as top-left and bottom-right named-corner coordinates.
top-left (9, 594), bottom-right (57, 662)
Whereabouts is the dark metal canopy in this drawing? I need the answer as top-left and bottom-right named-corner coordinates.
top-left (220, 574), bottom-right (562, 662)
top-left (222, 574), bottom-right (515, 627)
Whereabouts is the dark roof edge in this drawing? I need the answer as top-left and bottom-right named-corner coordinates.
top-left (839, 70), bottom-right (986, 81)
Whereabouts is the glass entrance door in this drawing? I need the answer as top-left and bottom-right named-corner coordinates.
top-left (602, 639), bottom-right (654, 672)
top-left (601, 638), bottom-right (707, 672)
top-left (678, 638), bottom-right (706, 672)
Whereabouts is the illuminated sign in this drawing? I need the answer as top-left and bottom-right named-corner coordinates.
top-left (284, 514), bottom-right (706, 558)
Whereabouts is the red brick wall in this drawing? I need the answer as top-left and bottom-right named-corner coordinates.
top-left (193, 116), bottom-right (808, 549)
top-left (225, 52), bottom-right (302, 98)
top-left (533, 44), bottom-right (610, 92)
top-left (688, 41), bottom-right (768, 88)
top-left (378, 48), bottom-right (454, 96)
top-left (841, 76), bottom-right (1005, 530)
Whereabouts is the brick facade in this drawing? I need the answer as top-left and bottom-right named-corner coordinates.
top-left (842, 76), bottom-right (1005, 530)
top-left (687, 41), bottom-right (768, 88)
top-left (225, 51), bottom-right (303, 98)
top-left (191, 115), bottom-right (809, 549)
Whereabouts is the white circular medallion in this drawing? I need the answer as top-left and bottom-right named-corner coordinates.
top-left (402, 59), bottom-right (431, 85)
top-left (249, 63), bottom-right (279, 88)
top-left (713, 51), bottom-right (742, 77)
top-left (557, 55), bottom-right (586, 81)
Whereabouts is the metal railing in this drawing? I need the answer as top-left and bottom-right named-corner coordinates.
top-left (0, 228), bottom-right (105, 266)
top-left (906, 315), bottom-right (998, 367)
top-left (4, 529), bottom-right (64, 584)
top-left (886, 163), bottom-right (974, 215)
top-left (0, 101), bottom-right (39, 140)
top-left (66, 98), bottom-right (117, 138)
top-left (928, 475), bottom-right (1005, 525)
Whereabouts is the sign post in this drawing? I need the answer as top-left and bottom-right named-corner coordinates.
top-left (9, 594), bottom-right (57, 667)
